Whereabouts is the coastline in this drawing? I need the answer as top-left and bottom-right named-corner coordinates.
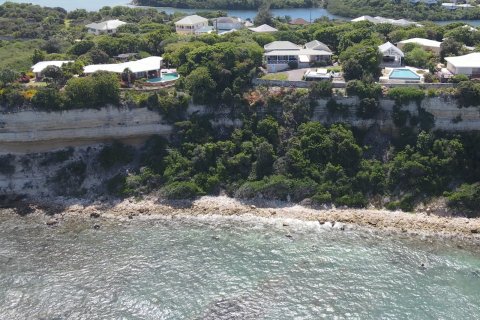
top-left (8, 195), bottom-right (480, 241)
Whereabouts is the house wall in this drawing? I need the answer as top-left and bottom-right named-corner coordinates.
top-left (175, 21), bottom-right (209, 34)
top-left (447, 62), bottom-right (474, 76)
top-left (266, 63), bottom-right (290, 72)
top-left (216, 22), bottom-right (243, 30)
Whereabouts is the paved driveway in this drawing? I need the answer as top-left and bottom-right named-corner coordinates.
top-left (285, 68), bottom-right (310, 81)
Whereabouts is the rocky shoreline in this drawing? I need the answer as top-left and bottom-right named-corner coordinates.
top-left (3, 195), bottom-right (480, 241)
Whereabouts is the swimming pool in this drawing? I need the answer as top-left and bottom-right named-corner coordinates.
top-left (146, 73), bottom-right (179, 83)
top-left (389, 68), bottom-right (421, 80)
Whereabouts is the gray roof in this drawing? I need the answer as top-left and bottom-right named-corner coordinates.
top-left (249, 24), bottom-right (278, 32)
top-left (305, 40), bottom-right (332, 52)
top-left (175, 15), bottom-right (208, 25)
top-left (378, 41), bottom-right (404, 57)
top-left (264, 41), bottom-right (300, 51)
top-left (85, 19), bottom-right (127, 31)
top-left (265, 49), bottom-right (333, 56)
top-left (212, 17), bottom-right (242, 24)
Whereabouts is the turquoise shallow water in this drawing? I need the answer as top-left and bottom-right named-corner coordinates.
top-left (0, 214), bottom-right (479, 319)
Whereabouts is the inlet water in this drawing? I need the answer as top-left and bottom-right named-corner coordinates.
top-left (0, 213), bottom-right (479, 319)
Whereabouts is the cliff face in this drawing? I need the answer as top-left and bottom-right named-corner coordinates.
top-left (313, 96), bottom-right (480, 133)
top-left (0, 97), bottom-right (479, 199)
top-left (0, 106), bottom-right (172, 154)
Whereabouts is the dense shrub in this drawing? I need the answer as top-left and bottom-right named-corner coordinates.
top-left (387, 87), bottom-right (425, 105)
top-left (49, 161), bottom-right (87, 196)
top-left (235, 175), bottom-right (317, 201)
top-left (309, 81), bottom-right (333, 99)
top-left (160, 181), bottom-right (205, 199)
top-left (446, 183), bottom-right (480, 217)
top-left (356, 98), bottom-right (379, 119)
top-left (98, 142), bottom-right (135, 169)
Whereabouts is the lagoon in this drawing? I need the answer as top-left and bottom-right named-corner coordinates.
top-left (4, 0), bottom-right (480, 25)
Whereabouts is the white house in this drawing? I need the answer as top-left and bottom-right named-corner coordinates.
top-left (445, 52), bottom-right (480, 77)
top-left (397, 38), bottom-right (442, 54)
top-left (84, 56), bottom-right (163, 79)
top-left (378, 42), bottom-right (404, 67)
top-left (351, 15), bottom-right (420, 27)
top-left (248, 24), bottom-right (278, 33)
top-left (31, 60), bottom-right (73, 80)
top-left (175, 15), bottom-right (209, 35)
top-left (264, 40), bottom-right (333, 72)
top-left (85, 19), bottom-right (127, 35)
top-left (211, 17), bottom-right (244, 32)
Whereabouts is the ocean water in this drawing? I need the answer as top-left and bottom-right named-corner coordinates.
top-left (0, 213), bottom-right (479, 319)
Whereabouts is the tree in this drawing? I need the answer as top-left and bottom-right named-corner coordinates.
top-left (32, 49), bottom-right (46, 64)
top-left (440, 38), bottom-right (464, 61)
top-left (68, 40), bottom-right (95, 56)
top-left (184, 67), bottom-right (216, 104)
top-left (0, 69), bottom-right (19, 87)
top-left (42, 65), bottom-right (65, 87)
top-left (257, 116), bottom-right (279, 146)
top-left (255, 141), bottom-right (275, 179)
top-left (405, 47), bottom-right (433, 69)
top-left (88, 48), bottom-right (110, 64)
top-left (254, 3), bottom-right (273, 26)
top-left (31, 87), bottom-right (64, 110)
top-left (340, 43), bottom-right (381, 81)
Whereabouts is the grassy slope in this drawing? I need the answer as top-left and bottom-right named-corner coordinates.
top-left (0, 39), bottom-right (45, 72)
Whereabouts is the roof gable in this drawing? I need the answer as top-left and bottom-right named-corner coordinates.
top-left (305, 40), bottom-right (332, 52)
top-left (378, 42), bottom-right (404, 57)
top-left (264, 41), bottom-right (300, 51)
top-left (175, 15), bottom-right (208, 25)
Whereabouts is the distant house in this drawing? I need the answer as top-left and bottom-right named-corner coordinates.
top-left (397, 38), bottom-right (442, 54)
top-left (264, 40), bottom-right (333, 72)
top-left (442, 2), bottom-right (475, 9)
top-left (445, 53), bottom-right (480, 77)
top-left (289, 18), bottom-right (310, 25)
top-left (378, 42), bottom-right (404, 67)
top-left (85, 19), bottom-right (127, 35)
top-left (211, 17), bottom-right (244, 31)
top-left (195, 26), bottom-right (215, 35)
top-left (351, 15), bottom-right (420, 27)
top-left (84, 56), bottom-right (163, 79)
top-left (175, 15), bottom-right (209, 35)
top-left (249, 24), bottom-right (278, 33)
top-left (31, 60), bottom-right (73, 80)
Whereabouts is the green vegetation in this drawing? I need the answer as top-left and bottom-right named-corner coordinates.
top-left (0, 40), bottom-right (45, 71)
top-left (261, 73), bottom-right (288, 81)
top-left (134, 0), bottom-right (318, 9)
top-left (446, 184), bottom-right (480, 218)
top-left (4, 2), bottom-right (480, 218)
top-left (327, 0), bottom-right (480, 21)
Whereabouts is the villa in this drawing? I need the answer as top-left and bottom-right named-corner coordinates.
top-left (444, 52), bottom-right (480, 77)
top-left (397, 38), bottom-right (442, 54)
top-left (378, 42), bottom-right (404, 67)
top-left (264, 40), bottom-right (333, 72)
top-left (211, 17), bottom-right (245, 32)
top-left (175, 15), bottom-right (209, 35)
top-left (84, 56), bottom-right (163, 79)
top-left (31, 60), bottom-right (73, 80)
top-left (249, 24), bottom-right (278, 33)
top-left (85, 19), bottom-right (127, 35)
top-left (351, 15), bottom-right (420, 27)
